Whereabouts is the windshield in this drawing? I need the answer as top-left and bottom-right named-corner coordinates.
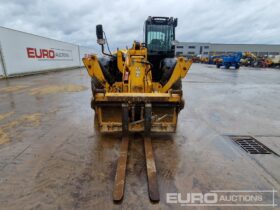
top-left (146, 24), bottom-right (174, 52)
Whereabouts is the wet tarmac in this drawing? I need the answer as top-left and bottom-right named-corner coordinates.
top-left (0, 64), bottom-right (279, 210)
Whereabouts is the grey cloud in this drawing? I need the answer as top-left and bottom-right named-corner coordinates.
top-left (0, 0), bottom-right (279, 53)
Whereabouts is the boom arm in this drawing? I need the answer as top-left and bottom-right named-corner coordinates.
top-left (161, 57), bottom-right (192, 93)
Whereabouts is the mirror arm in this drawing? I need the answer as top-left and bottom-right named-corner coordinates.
top-left (100, 44), bottom-right (113, 57)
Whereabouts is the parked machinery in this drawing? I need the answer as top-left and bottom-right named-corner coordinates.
top-left (241, 52), bottom-right (279, 68)
top-left (240, 52), bottom-right (258, 66)
top-left (83, 16), bottom-right (192, 201)
top-left (257, 57), bottom-right (272, 68)
top-left (208, 55), bottom-right (222, 65)
top-left (200, 56), bottom-right (209, 64)
top-left (269, 55), bottom-right (280, 68)
top-left (191, 56), bottom-right (201, 63)
top-left (216, 52), bottom-right (242, 69)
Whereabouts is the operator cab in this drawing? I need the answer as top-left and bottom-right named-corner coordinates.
top-left (144, 16), bottom-right (178, 81)
top-left (145, 16), bottom-right (177, 56)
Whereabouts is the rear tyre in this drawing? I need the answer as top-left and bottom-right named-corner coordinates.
top-left (91, 77), bottom-right (103, 95)
top-left (160, 58), bottom-right (177, 86)
top-left (98, 57), bottom-right (116, 85)
top-left (171, 79), bottom-right (182, 90)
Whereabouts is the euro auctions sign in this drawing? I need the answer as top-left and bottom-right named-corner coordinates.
top-left (26, 47), bottom-right (73, 61)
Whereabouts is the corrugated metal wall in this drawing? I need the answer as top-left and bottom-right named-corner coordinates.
top-left (176, 42), bottom-right (280, 57)
top-left (0, 27), bottom-right (96, 77)
top-left (0, 57), bottom-right (4, 77)
top-left (0, 42), bottom-right (5, 77)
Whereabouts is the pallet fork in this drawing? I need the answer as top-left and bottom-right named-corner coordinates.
top-left (113, 103), bottom-right (160, 202)
top-left (83, 16), bottom-right (192, 203)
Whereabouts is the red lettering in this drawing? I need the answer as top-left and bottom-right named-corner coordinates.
top-left (35, 49), bottom-right (43, 58)
top-left (49, 50), bottom-right (55, 58)
top-left (42, 49), bottom-right (48, 58)
top-left (27, 48), bottom-right (35, 58)
top-left (27, 48), bottom-right (56, 59)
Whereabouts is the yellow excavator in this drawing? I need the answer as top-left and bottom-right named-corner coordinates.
top-left (83, 16), bottom-right (192, 202)
top-left (240, 52), bottom-right (258, 66)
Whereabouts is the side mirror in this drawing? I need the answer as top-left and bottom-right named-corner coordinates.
top-left (96, 24), bottom-right (105, 45)
top-left (174, 18), bottom-right (178, 27)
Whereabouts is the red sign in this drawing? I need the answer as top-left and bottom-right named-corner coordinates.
top-left (26, 48), bottom-right (55, 59)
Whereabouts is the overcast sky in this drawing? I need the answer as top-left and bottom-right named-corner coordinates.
top-left (0, 0), bottom-right (279, 51)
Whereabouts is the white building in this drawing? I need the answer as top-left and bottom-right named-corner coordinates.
top-left (0, 26), bottom-right (96, 77)
top-left (175, 42), bottom-right (280, 57)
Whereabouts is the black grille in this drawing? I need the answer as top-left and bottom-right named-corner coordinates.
top-left (229, 136), bottom-right (278, 155)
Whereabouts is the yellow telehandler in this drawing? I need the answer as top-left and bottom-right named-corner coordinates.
top-left (83, 16), bottom-right (192, 202)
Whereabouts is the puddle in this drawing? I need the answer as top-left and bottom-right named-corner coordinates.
top-left (0, 111), bottom-right (14, 121)
top-left (0, 85), bottom-right (29, 93)
top-left (30, 84), bottom-right (88, 95)
top-left (0, 129), bottom-right (9, 145)
top-left (0, 113), bottom-right (42, 145)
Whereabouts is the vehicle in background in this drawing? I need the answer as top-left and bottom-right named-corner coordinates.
top-left (216, 52), bottom-right (242, 69)
top-left (270, 55), bottom-right (280, 68)
top-left (240, 52), bottom-right (257, 67)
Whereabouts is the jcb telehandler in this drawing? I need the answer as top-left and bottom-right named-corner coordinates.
top-left (83, 16), bottom-right (192, 202)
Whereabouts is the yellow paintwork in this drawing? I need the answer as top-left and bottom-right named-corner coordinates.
top-left (243, 52), bottom-right (257, 59)
top-left (82, 55), bottom-right (107, 87)
top-left (82, 41), bottom-right (192, 133)
top-left (117, 51), bottom-right (124, 74)
top-left (83, 42), bottom-right (192, 94)
top-left (124, 43), bottom-right (152, 93)
top-left (200, 57), bottom-right (209, 63)
top-left (95, 92), bottom-right (182, 102)
top-left (161, 57), bottom-right (192, 93)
